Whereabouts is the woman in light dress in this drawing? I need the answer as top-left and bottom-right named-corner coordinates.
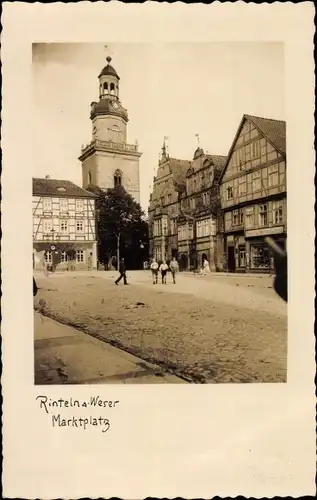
top-left (202, 258), bottom-right (210, 275)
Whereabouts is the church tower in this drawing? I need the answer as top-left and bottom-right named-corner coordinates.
top-left (79, 56), bottom-right (142, 204)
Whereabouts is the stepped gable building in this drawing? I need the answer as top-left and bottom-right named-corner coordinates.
top-left (32, 177), bottom-right (98, 270)
top-left (79, 56), bottom-right (142, 204)
top-left (177, 147), bottom-right (227, 271)
top-left (219, 114), bottom-right (286, 273)
top-left (148, 140), bottom-right (191, 262)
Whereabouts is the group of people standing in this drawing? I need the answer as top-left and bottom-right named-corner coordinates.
top-left (150, 257), bottom-right (179, 285)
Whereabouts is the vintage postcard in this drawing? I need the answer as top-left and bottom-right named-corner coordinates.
top-left (2, 2), bottom-right (315, 498)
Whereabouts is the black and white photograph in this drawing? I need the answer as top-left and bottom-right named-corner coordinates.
top-left (32, 42), bottom-right (288, 385)
top-left (3, 3), bottom-right (315, 499)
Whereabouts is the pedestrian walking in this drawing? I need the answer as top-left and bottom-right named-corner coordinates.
top-left (115, 258), bottom-right (129, 285)
top-left (169, 257), bottom-right (179, 284)
top-left (159, 260), bottom-right (169, 284)
top-left (150, 258), bottom-right (159, 284)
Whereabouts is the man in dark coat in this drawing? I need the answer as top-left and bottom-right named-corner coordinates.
top-left (115, 258), bottom-right (128, 285)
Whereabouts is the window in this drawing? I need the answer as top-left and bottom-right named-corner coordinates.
top-left (252, 171), bottom-right (261, 192)
top-left (268, 164), bottom-right (279, 187)
top-left (259, 204), bottom-right (268, 227)
top-left (88, 171), bottom-right (92, 184)
top-left (190, 198), bottom-right (196, 209)
top-left (43, 219), bottom-right (53, 234)
top-left (61, 251), bottom-right (68, 263)
top-left (232, 209), bottom-right (239, 226)
top-left (245, 207), bottom-right (254, 229)
top-left (60, 220), bottom-right (68, 233)
top-left (76, 250), bottom-right (84, 263)
top-left (103, 82), bottom-right (108, 90)
top-left (60, 198), bottom-right (68, 212)
top-left (167, 194), bottom-right (171, 205)
top-left (272, 201), bottom-right (284, 225)
top-left (76, 199), bottom-right (84, 212)
top-left (196, 219), bottom-right (210, 238)
top-left (202, 192), bottom-right (209, 205)
top-left (44, 251), bottom-right (52, 263)
top-left (114, 171), bottom-right (122, 187)
top-left (239, 210), bottom-right (244, 225)
top-left (154, 219), bottom-right (162, 236)
top-left (43, 198), bottom-right (52, 212)
top-left (227, 186), bottom-right (233, 200)
top-left (238, 176), bottom-right (246, 196)
top-left (162, 218), bottom-right (168, 236)
top-left (160, 196), bottom-right (164, 206)
top-left (224, 212), bottom-right (232, 231)
top-left (250, 244), bottom-right (270, 269)
top-left (251, 140), bottom-right (260, 159)
top-left (76, 220), bottom-right (84, 233)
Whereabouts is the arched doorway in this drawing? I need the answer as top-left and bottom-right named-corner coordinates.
top-left (180, 253), bottom-right (187, 271)
top-left (202, 252), bottom-right (208, 266)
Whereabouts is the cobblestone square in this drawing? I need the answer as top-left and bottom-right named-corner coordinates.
top-left (34, 271), bottom-right (287, 383)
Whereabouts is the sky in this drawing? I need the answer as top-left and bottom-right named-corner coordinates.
top-left (32, 42), bottom-right (284, 211)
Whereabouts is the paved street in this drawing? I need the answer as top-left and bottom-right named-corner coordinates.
top-left (34, 312), bottom-right (184, 384)
top-left (34, 270), bottom-right (287, 383)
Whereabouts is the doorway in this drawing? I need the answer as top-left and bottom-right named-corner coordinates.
top-left (227, 246), bottom-right (236, 272)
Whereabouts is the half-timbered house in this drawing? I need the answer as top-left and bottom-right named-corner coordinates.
top-left (177, 147), bottom-right (227, 271)
top-left (219, 114), bottom-right (286, 273)
top-left (33, 177), bottom-right (98, 271)
top-left (148, 142), bottom-right (191, 263)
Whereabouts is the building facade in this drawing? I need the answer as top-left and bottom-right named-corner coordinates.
top-left (148, 142), bottom-right (191, 262)
top-left (33, 177), bottom-right (98, 271)
top-left (219, 114), bottom-right (286, 273)
top-left (177, 148), bottom-right (227, 271)
top-left (79, 56), bottom-right (142, 204)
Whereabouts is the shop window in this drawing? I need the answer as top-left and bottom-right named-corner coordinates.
top-left (250, 244), bottom-right (270, 269)
top-left (76, 250), bottom-right (84, 263)
top-left (268, 164), bottom-right (279, 187)
top-left (259, 204), bottom-right (268, 227)
top-left (272, 201), bottom-right (283, 225)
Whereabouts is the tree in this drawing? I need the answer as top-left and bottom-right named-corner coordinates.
top-left (87, 185), bottom-right (148, 270)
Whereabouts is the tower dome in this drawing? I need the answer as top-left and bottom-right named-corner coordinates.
top-left (98, 56), bottom-right (120, 80)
